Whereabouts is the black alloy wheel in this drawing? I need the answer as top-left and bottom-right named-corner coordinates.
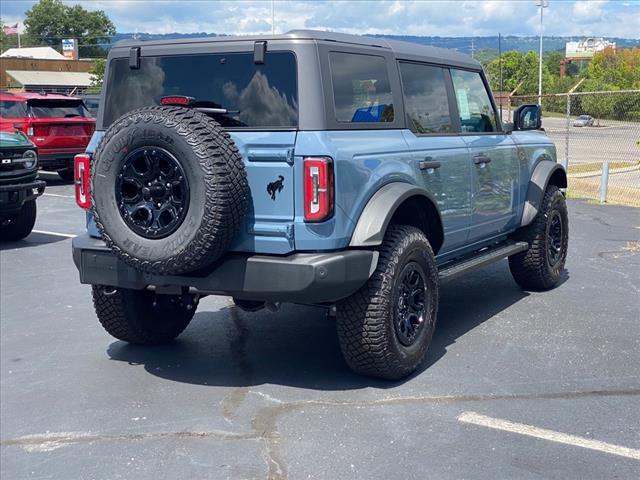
top-left (116, 147), bottom-right (190, 239)
top-left (393, 262), bottom-right (429, 347)
top-left (546, 210), bottom-right (563, 267)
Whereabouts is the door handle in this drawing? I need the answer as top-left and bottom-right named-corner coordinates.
top-left (419, 157), bottom-right (441, 170)
top-left (473, 154), bottom-right (492, 165)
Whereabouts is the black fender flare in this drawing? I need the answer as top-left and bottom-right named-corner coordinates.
top-left (521, 161), bottom-right (567, 226)
top-left (349, 182), bottom-right (444, 250)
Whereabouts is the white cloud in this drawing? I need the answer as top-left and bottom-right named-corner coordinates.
top-left (1, 0), bottom-right (639, 38)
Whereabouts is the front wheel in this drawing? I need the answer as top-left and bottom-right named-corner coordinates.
top-left (336, 225), bottom-right (439, 380)
top-left (0, 200), bottom-right (37, 241)
top-left (509, 185), bottom-right (569, 290)
top-left (92, 286), bottom-right (197, 344)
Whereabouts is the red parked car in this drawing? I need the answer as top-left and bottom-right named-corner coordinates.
top-left (0, 91), bottom-right (95, 181)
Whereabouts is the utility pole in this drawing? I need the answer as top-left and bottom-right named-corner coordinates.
top-left (499, 33), bottom-right (503, 117)
top-left (536, 0), bottom-right (549, 101)
top-left (271, 0), bottom-right (275, 35)
top-left (471, 37), bottom-right (475, 59)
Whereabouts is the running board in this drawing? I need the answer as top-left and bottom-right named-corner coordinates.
top-left (438, 241), bottom-right (529, 281)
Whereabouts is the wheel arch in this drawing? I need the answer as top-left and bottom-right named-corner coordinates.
top-left (349, 182), bottom-right (444, 255)
top-left (521, 161), bottom-right (567, 227)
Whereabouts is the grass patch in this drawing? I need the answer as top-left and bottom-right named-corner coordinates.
top-left (567, 161), bottom-right (640, 174)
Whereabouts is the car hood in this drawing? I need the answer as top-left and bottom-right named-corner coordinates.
top-left (0, 131), bottom-right (34, 148)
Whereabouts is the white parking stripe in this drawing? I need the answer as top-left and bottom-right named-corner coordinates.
top-left (31, 229), bottom-right (77, 239)
top-left (458, 411), bottom-right (640, 460)
top-left (43, 193), bottom-right (74, 199)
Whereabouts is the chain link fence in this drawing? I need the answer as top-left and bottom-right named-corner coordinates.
top-left (507, 90), bottom-right (640, 207)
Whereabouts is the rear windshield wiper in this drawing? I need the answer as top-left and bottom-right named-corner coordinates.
top-left (196, 107), bottom-right (240, 115)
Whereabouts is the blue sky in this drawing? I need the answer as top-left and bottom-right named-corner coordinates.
top-left (1, 0), bottom-right (639, 38)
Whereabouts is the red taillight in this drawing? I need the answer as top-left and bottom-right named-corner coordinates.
top-left (74, 154), bottom-right (91, 209)
top-left (303, 156), bottom-right (334, 222)
top-left (160, 95), bottom-right (194, 106)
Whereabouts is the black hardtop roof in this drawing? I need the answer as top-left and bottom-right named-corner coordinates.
top-left (112, 29), bottom-right (480, 70)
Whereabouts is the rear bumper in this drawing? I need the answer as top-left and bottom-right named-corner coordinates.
top-left (0, 180), bottom-right (45, 215)
top-left (72, 234), bottom-right (378, 304)
top-left (38, 149), bottom-right (85, 169)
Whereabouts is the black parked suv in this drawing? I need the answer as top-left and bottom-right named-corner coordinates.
top-left (0, 129), bottom-right (45, 241)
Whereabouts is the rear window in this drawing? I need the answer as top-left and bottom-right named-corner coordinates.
top-left (329, 52), bottom-right (394, 123)
top-left (28, 100), bottom-right (90, 119)
top-left (0, 100), bottom-right (28, 118)
top-left (104, 51), bottom-right (298, 128)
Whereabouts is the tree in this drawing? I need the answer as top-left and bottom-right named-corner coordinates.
top-left (485, 50), bottom-right (553, 95)
top-left (24, 0), bottom-right (115, 58)
top-left (586, 47), bottom-right (640, 90)
top-left (544, 51), bottom-right (564, 77)
top-left (89, 58), bottom-right (106, 90)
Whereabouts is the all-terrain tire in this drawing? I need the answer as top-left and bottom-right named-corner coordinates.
top-left (91, 106), bottom-right (249, 275)
top-left (508, 185), bottom-right (568, 290)
top-left (0, 200), bottom-right (37, 241)
top-left (336, 225), bottom-right (439, 380)
top-left (92, 286), bottom-right (196, 344)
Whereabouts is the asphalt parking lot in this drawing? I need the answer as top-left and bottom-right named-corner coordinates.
top-left (542, 116), bottom-right (640, 165)
top-left (1, 172), bottom-right (639, 480)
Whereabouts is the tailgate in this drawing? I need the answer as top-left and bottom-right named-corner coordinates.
top-left (29, 118), bottom-right (94, 150)
top-left (229, 131), bottom-right (297, 254)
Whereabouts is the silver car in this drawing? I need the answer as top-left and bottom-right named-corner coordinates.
top-left (573, 114), bottom-right (594, 127)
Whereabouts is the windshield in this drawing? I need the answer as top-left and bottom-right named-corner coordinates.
top-left (103, 51), bottom-right (298, 128)
top-left (0, 100), bottom-right (28, 118)
top-left (0, 130), bottom-right (30, 146)
top-left (28, 100), bottom-right (90, 118)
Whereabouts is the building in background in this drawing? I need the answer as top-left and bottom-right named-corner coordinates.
top-left (565, 38), bottom-right (616, 58)
top-left (560, 38), bottom-right (616, 77)
top-left (1, 47), bottom-right (67, 60)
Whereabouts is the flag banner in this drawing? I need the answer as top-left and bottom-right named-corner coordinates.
top-left (3, 23), bottom-right (19, 35)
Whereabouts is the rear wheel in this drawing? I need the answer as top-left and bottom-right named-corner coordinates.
top-left (0, 200), bottom-right (37, 241)
top-left (336, 225), bottom-right (439, 380)
top-left (509, 185), bottom-right (568, 290)
top-left (92, 286), bottom-right (197, 344)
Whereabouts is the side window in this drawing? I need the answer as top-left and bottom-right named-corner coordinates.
top-left (0, 100), bottom-right (28, 118)
top-left (399, 62), bottom-right (452, 134)
top-left (329, 52), bottom-right (394, 123)
top-left (451, 69), bottom-right (497, 133)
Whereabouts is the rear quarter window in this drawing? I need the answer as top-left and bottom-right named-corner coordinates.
top-left (103, 51), bottom-right (298, 128)
top-left (0, 100), bottom-right (28, 118)
top-left (329, 52), bottom-right (394, 123)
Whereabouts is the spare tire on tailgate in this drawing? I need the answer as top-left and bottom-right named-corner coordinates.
top-left (91, 106), bottom-right (248, 275)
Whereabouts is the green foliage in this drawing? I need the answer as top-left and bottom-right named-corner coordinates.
top-left (586, 47), bottom-right (640, 89)
top-left (544, 51), bottom-right (564, 77)
top-left (485, 50), bottom-right (553, 95)
top-left (89, 58), bottom-right (106, 89)
top-left (23, 0), bottom-right (115, 58)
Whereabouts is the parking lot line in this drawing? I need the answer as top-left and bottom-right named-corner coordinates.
top-left (458, 411), bottom-right (640, 460)
top-left (43, 193), bottom-right (74, 199)
top-left (31, 229), bottom-right (77, 239)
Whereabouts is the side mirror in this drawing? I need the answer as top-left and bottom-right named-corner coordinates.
top-left (513, 104), bottom-right (542, 131)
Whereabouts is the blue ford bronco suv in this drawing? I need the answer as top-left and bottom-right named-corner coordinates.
top-left (72, 31), bottom-right (568, 380)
